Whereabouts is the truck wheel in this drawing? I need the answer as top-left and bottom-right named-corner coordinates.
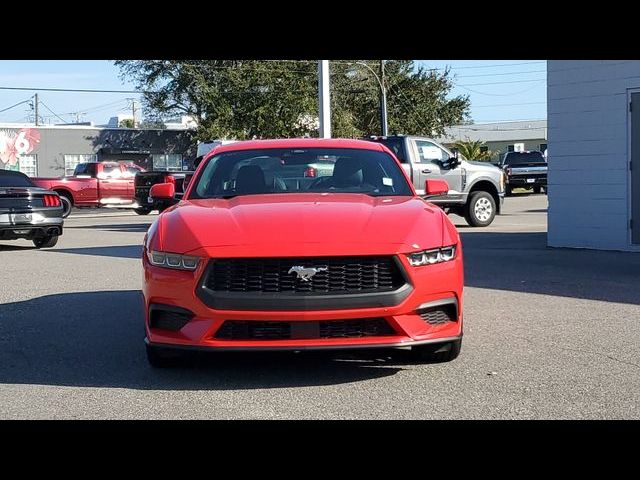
top-left (33, 235), bottom-right (58, 249)
top-left (135, 207), bottom-right (152, 215)
top-left (58, 193), bottom-right (73, 218)
top-left (533, 186), bottom-right (542, 194)
top-left (145, 343), bottom-right (185, 368)
top-left (465, 191), bottom-right (496, 227)
top-left (411, 338), bottom-right (462, 363)
top-left (505, 185), bottom-right (513, 197)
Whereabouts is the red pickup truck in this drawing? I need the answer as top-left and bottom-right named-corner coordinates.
top-left (32, 162), bottom-right (144, 218)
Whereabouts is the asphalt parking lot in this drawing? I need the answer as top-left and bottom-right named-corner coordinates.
top-left (1, 193), bottom-right (639, 419)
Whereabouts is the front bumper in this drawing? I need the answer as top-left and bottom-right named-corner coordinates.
top-left (142, 252), bottom-right (464, 351)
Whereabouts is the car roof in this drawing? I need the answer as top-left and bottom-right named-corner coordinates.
top-left (0, 169), bottom-right (29, 177)
top-left (211, 138), bottom-right (387, 156)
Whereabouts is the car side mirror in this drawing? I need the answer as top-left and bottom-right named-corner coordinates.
top-left (424, 179), bottom-right (449, 197)
top-left (440, 157), bottom-right (460, 170)
top-left (150, 182), bottom-right (175, 200)
top-left (182, 173), bottom-right (193, 193)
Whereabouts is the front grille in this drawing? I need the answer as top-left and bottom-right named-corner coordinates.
top-left (205, 256), bottom-right (405, 294)
top-left (418, 304), bottom-right (457, 325)
top-left (214, 318), bottom-right (395, 340)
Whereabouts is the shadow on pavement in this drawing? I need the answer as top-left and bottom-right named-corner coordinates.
top-left (45, 245), bottom-right (142, 259)
top-left (0, 244), bottom-right (34, 251)
top-left (66, 223), bottom-right (152, 233)
top-left (0, 290), bottom-right (405, 390)
top-left (462, 231), bottom-right (640, 305)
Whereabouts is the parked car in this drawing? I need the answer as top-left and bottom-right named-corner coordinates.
top-left (499, 151), bottom-right (547, 196)
top-left (31, 161), bottom-right (144, 218)
top-left (365, 135), bottom-right (505, 227)
top-left (142, 138), bottom-right (464, 367)
top-left (0, 170), bottom-right (64, 248)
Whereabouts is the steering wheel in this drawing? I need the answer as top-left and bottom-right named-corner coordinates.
top-left (307, 176), bottom-right (333, 190)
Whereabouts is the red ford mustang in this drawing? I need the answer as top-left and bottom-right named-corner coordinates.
top-left (142, 138), bottom-right (463, 367)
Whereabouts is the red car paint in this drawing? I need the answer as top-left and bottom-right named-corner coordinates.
top-left (32, 162), bottom-right (142, 208)
top-left (142, 138), bottom-right (463, 352)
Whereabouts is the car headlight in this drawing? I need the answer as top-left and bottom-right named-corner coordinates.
top-left (407, 245), bottom-right (457, 266)
top-left (147, 250), bottom-right (201, 271)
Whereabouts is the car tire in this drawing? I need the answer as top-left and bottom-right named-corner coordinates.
top-left (505, 185), bottom-right (513, 197)
top-left (411, 338), bottom-right (462, 363)
top-left (145, 343), bottom-right (185, 368)
top-left (33, 235), bottom-right (58, 249)
top-left (464, 191), bottom-right (496, 227)
top-left (533, 186), bottom-right (542, 194)
top-left (58, 193), bottom-right (73, 218)
top-left (135, 207), bottom-right (152, 215)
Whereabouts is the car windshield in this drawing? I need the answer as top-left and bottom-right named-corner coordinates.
top-left (189, 147), bottom-right (413, 199)
top-left (0, 170), bottom-right (35, 187)
top-left (504, 152), bottom-right (546, 164)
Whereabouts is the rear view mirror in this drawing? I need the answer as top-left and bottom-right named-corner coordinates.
top-left (424, 179), bottom-right (449, 197)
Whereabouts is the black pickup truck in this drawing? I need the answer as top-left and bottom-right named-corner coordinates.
top-left (499, 151), bottom-right (547, 196)
top-left (133, 171), bottom-right (193, 215)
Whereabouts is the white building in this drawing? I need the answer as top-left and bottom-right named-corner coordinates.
top-left (548, 61), bottom-right (639, 251)
top-left (435, 120), bottom-right (547, 163)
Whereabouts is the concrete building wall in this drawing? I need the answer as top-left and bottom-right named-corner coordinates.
top-left (0, 125), bottom-right (196, 177)
top-left (547, 60), bottom-right (638, 251)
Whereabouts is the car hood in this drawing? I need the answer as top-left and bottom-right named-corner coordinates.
top-left (155, 193), bottom-right (448, 257)
top-left (465, 160), bottom-right (502, 171)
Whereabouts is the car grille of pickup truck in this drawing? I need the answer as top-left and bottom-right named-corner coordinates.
top-left (213, 318), bottom-right (395, 340)
top-left (197, 256), bottom-right (411, 311)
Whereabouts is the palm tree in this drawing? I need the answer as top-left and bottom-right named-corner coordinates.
top-left (452, 139), bottom-right (497, 162)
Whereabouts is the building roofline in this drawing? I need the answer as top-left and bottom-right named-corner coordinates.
top-left (0, 123), bottom-right (194, 132)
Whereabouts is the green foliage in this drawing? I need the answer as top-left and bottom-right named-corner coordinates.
top-left (119, 118), bottom-right (135, 128)
top-left (115, 60), bottom-right (470, 140)
top-left (453, 139), bottom-right (496, 162)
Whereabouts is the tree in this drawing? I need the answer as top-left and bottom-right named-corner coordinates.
top-left (115, 60), bottom-right (470, 140)
top-left (453, 139), bottom-right (497, 162)
top-left (119, 118), bottom-right (135, 128)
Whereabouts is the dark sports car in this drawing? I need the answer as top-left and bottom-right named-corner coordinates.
top-left (0, 170), bottom-right (64, 248)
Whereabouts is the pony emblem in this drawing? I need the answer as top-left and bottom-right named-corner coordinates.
top-left (288, 265), bottom-right (328, 281)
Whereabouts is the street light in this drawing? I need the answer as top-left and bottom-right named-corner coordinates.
top-left (349, 61), bottom-right (388, 136)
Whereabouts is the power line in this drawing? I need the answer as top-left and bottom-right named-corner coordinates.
top-left (0, 98), bottom-right (32, 114)
top-left (456, 69), bottom-right (546, 78)
top-left (458, 78), bottom-right (546, 87)
top-left (473, 101), bottom-right (547, 108)
top-left (457, 81), bottom-right (546, 96)
top-left (39, 101), bottom-right (68, 124)
top-left (0, 86), bottom-right (144, 94)
top-left (430, 61), bottom-right (545, 70)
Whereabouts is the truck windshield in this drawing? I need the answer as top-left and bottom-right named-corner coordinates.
top-left (503, 152), bottom-right (546, 164)
top-left (190, 148), bottom-right (413, 199)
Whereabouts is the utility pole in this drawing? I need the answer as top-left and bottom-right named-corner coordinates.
top-left (131, 99), bottom-right (137, 128)
top-left (380, 60), bottom-right (388, 136)
top-left (34, 93), bottom-right (39, 126)
top-left (318, 60), bottom-right (331, 138)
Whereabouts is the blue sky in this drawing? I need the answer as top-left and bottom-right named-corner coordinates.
top-left (0, 60), bottom-right (547, 125)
